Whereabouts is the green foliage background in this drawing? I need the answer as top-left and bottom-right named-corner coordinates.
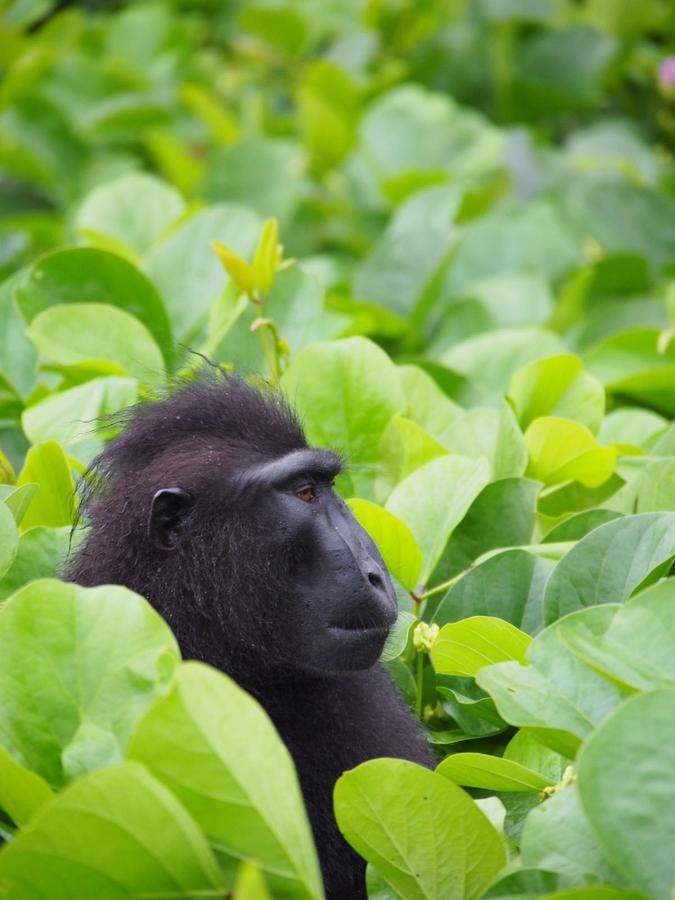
top-left (1, 0), bottom-right (675, 897)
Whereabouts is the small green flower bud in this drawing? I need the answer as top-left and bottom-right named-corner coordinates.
top-left (413, 622), bottom-right (439, 654)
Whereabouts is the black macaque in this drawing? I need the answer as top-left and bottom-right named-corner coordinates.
top-left (66, 370), bottom-right (434, 899)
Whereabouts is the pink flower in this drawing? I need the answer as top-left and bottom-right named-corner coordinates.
top-left (658, 56), bottom-right (675, 89)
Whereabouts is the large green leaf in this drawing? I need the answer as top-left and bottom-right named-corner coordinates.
top-left (16, 441), bottom-right (76, 530)
top-left (525, 417), bottom-right (617, 488)
top-left (15, 247), bottom-right (173, 368)
top-left (0, 579), bottom-right (180, 785)
top-left (143, 204), bottom-right (262, 341)
top-left (357, 84), bottom-right (503, 183)
top-left (282, 337), bottom-right (405, 499)
top-left (0, 501), bottom-right (18, 579)
top-left (437, 752), bottom-right (552, 792)
top-left (586, 328), bottom-right (675, 417)
top-left (386, 454), bottom-right (490, 584)
top-left (442, 328), bottom-right (566, 405)
top-left (75, 171), bottom-right (186, 257)
top-left (477, 608), bottom-right (624, 756)
top-left (0, 745), bottom-right (52, 827)
top-left (432, 617), bottom-right (532, 677)
top-left (433, 549), bottom-right (554, 636)
top-left (128, 662), bottom-right (323, 900)
top-left (334, 758), bottom-right (505, 900)
top-left (543, 512), bottom-right (675, 623)
top-left (27, 303), bottom-right (165, 382)
top-left (432, 478), bottom-right (540, 585)
top-left (213, 265), bottom-right (326, 371)
top-left (557, 580), bottom-right (675, 691)
top-left (578, 689), bottom-right (675, 898)
top-left (508, 354), bottom-right (605, 433)
top-left (520, 784), bottom-right (620, 885)
top-left (0, 526), bottom-right (72, 600)
top-left (0, 763), bottom-right (223, 899)
top-left (22, 376), bottom-right (138, 462)
top-left (399, 364), bottom-right (463, 447)
top-left (375, 415), bottom-right (448, 503)
top-left (440, 404), bottom-right (528, 480)
top-left (202, 138), bottom-right (304, 224)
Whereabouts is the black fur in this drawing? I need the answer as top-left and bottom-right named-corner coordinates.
top-left (66, 370), bottom-right (434, 898)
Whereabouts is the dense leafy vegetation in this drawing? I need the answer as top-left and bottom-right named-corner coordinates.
top-left (2, 0), bottom-right (675, 897)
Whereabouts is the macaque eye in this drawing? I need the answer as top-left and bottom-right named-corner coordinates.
top-left (297, 485), bottom-right (316, 503)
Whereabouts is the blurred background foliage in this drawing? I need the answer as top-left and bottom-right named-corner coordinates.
top-left (2, 0), bottom-right (675, 471)
top-left (3, 0), bottom-right (675, 282)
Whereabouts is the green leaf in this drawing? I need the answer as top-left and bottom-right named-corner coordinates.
top-left (358, 84), bottom-right (503, 183)
top-left (128, 662), bottom-right (323, 900)
top-left (282, 337), bottom-right (405, 499)
top-left (27, 303), bottom-right (165, 382)
top-left (0, 579), bottom-right (180, 786)
top-left (432, 616), bottom-right (531, 677)
top-left (525, 417), bottom-right (617, 488)
top-left (443, 202), bottom-right (581, 300)
top-left (75, 171), bottom-right (186, 257)
top-left (633, 459), bottom-right (675, 513)
top-left (477, 610), bottom-right (624, 756)
top-left (542, 509), bottom-right (623, 543)
top-left (431, 479), bottom-right (540, 585)
top-left (0, 526), bottom-right (72, 600)
top-left (508, 354), bottom-right (605, 433)
top-left (598, 407), bottom-right (667, 450)
top-left (16, 247), bottom-right (173, 368)
top-left (381, 611), bottom-right (417, 662)
top-left (578, 689), bottom-right (675, 898)
top-left (17, 441), bottom-right (75, 530)
top-left (144, 204), bottom-right (262, 341)
top-left (543, 512), bottom-right (675, 623)
top-left (521, 784), bottom-right (620, 885)
top-left (0, 501), bottom-right (18, 579)
top-left (440, 404), bottom-right (528, 480)
top-left (557, 579), bottom-right (675, 691)
top-left (0, 484), bottom-right (38, 527)
top-left (22, 376), bottom-right (138, 462)
top-left (233, 861), bottom-right (273, 900)
top-left (213, 265), bottom-right (326, 372)
top-left (386, 455), bottom-right (490, 585)
top-left (354, 199), bottom-right (456, 319)
top-left (462, 271), bottom-right (554, 329)
top-left (503, 730), bottom-right (568, 784)
top-left (334, 758), bottom-right (505, 900)
top-left (586, 327), bottom-right (675, 417)
top-left (0, 745), bottom-right (52, 826)
top-left (442, 327), bottom-right (566, 405)
top-left (437, 752), bottom-right (552, 792)
top-left (375, 416), bottom-right (448, 503)
top-left (298, 60), bottom-right (359, 174)
top-left (398, 364), bottom-right (463, 446)
top-left (202, 139), bottom-right (303, 225)
top-left (561, 177), bottom-right (675, 271)
top-left (347, 499), bottom-right (422, 592)
top-left (0, 763), bottom-right (223, 899)
top-left (436, 678), bottom-right (507, 737)
top-left (433, 549), bottom-right (554, 636)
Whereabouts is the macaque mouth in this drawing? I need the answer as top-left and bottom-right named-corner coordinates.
top-left (327, 621), bottom-right (391, 635)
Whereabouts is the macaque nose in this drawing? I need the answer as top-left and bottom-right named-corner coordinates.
top-left (367, 570), bottom-right (385, 590)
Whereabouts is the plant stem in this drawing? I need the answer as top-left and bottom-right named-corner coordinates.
top-left (417, 569), bottom-right (468, 601)
top-left (415, 651), bottom-right (424, 719)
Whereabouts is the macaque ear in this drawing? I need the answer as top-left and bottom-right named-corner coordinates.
top-left (148, 488), bottom-right (194, 550)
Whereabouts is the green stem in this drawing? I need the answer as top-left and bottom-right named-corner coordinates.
top-left (415, 651), bottom-right (424, 719)
top-left (257, 326), bottom-right (278, 380)
top-left (417, 569), bottom-right (468, 602)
